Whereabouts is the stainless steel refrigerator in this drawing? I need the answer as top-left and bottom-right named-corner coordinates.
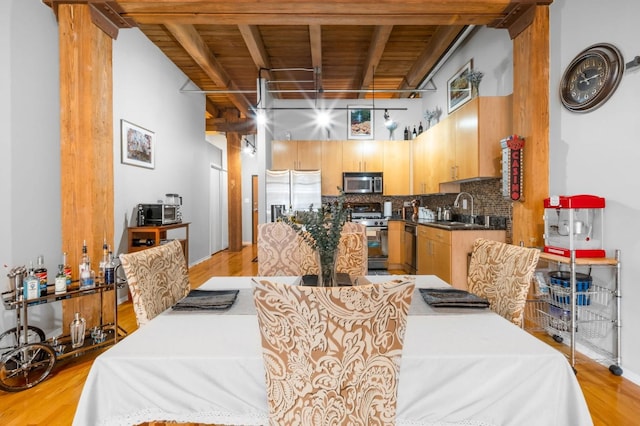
top-left (266, 169), bottom-right (322, 222)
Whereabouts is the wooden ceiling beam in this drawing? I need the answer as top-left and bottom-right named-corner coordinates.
top-left (164, 23), bottom-right (252, 117)
top-left (397, 25), bottom-right (466, 96)
top-left (117, 1), bottom-right (518, 26)
top-left (206, 117), bottom-right (257, 134)
top-left (238, 24), bottom-right (279, 99)
top-left (309, 24), bottom-right (323, 91)
top-left (359, 25), bottom-right (393, 99)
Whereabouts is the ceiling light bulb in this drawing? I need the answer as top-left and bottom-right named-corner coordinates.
top-left (316, 110), bottom-right (331, 128)
top-left (256, 110), bottom-right (267, 126)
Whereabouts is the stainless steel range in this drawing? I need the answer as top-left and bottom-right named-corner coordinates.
top-left (349, 202), bottom-right (388, 270)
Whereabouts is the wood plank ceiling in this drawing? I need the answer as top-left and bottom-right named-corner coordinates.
top-left (49, 1), bottom-right (552, 131)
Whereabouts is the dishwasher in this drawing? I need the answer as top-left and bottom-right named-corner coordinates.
top-left (403, 223), bottom-right (417, 274)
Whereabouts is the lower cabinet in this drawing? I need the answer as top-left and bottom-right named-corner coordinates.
top-left (417, 225), bottom-right (506, 289)
top-left (387, 221), bottom-right (404, 270)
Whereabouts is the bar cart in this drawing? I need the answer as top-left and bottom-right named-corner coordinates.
top-left (528, 250), bottom-right (622, 376)
top-left (0, 272), bottom-right (127, 392)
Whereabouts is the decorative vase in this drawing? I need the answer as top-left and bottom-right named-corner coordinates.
top-left (70, 312), bottom-right (86, 349)
top-left (471, 83), bottom-right (479, 98)
top-left (318, 250), bottom-right (338, 287)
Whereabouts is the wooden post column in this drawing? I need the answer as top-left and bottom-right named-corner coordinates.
top-left (58, 3), bottom-right (114, 329)
top-left (511, 5), bottom-right (550, 248)
top-left (225, 110), bottom-right (244, 252)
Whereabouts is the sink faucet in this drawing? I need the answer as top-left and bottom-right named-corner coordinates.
top-left (453, 192), bottom-right (475, 223)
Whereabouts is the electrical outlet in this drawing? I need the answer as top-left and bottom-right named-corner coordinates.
top-left (462, 199), bottom-right (468, 209)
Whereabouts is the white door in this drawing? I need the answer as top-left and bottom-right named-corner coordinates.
top-left (210, 164), bottom-right (229, 254)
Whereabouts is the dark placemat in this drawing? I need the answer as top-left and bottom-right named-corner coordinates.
top-left (172, 289), bottom-right (239, 311)
top-left (419, 288), bottom-right (490, 309)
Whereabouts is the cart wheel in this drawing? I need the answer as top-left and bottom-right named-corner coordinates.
top-left (609, 365), bottom-right (623, 376)
top-left (0, 326), bottom-right (46, 355)
top-left (0, 343), bottom-right (56, 392)
top-left (553, 334), bottom-right (564, 343)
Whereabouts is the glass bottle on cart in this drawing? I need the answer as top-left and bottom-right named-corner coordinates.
top-left (70, 312), bottom-right (86, 349)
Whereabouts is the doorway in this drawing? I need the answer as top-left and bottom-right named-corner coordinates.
top-left (210, 163), bottom-right (229, 255)
top-left (252, 175), bottom-right (258, 244)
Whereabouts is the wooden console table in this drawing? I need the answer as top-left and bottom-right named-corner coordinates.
top-left (127, 222), bottom-right (190, 262)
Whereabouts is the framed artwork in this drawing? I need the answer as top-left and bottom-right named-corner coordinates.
top-left (447, 60), bottom-right (473, 113)
top-left (347, 106), bottom-right (373, 139)
top-left (121, 119), bottom-right (155, 169)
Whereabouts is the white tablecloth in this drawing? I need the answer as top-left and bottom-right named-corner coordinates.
top-left (73, 276), bottom-right (592, 426)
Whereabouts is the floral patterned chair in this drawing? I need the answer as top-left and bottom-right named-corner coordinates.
top-left (119, 239), bottom-right (190, 327)
top-left (467, 238), bottom-right (541, 327)
top-left (257, 222), bottom-right (319, 276)
top-left (252, 279), bottom-right (415, 425)
top-left (336, 222), bottom-right (368, 276)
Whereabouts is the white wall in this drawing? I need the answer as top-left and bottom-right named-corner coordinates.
top-left (112, 28), bottom-right (215, 265)
top-left (550, 0), bottom-right (640, 382)
top-left (1, 0), bottom-right (62, 336)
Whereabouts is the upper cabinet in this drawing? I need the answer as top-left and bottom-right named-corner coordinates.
top-left (321, 141), bottom-right (344, 196)
top-left (412, 95), bottom-right (512, 195)
top-left (449, 96), bottom-right (512, 181)
top-left (383, 140), bottom-right (411, 195)
top-left (342, 140), bottom-right (384, 172)
top-left (272, 140), bottom-right (322, 170)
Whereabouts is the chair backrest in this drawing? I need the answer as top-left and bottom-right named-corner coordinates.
top-left (252, 279), bottom-right (415, 426)
top-left (467, 238), bottom-right (541, 327)
top-left (119, 240), bottom-right (190, 327)
top-left (336, 222), bottom-right (368, 276)
top-left (257, 222), bottom-right (318, 276)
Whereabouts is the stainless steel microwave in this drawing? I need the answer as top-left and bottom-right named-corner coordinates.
top-left (137, 203), bottom-right (182, 225)
top-left (343, 172), bottom-right (383, 194)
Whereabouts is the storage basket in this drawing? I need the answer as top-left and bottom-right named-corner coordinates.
top-left (548, 271), bottom-right (592, 305)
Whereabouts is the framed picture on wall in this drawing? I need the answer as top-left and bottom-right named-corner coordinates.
top-left (347, 106), bottom-right (373, 139)
top-left (121, 119), bottom-right (155, 169)
top-left (447, 60), bottom-right (473, 113)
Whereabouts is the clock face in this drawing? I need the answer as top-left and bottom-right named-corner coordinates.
top-left (560, 43), bottom-right (624, 112)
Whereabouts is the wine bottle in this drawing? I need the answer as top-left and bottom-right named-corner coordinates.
top-left (404, 126), bottom-right (409, 140)
top-left (418, 121), bottom-right (424, 134)
top-left (105, 249), bottom-right (115, 286)
top-left (412, 126), bottom-right (418, 139)
top-left (98, 239), bottom-right (108, 285)
top-left (34, 255), bottom-right (48, 297)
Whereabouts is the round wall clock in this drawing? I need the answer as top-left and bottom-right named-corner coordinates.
top-left (559, 43), bottom-right (624, 113)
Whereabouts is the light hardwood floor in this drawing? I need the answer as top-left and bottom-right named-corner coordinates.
top-left (1, 244), bottom-right (638, 425)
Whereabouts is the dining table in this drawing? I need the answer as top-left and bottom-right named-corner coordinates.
top-left (73, 275), bottom-right (592, 426)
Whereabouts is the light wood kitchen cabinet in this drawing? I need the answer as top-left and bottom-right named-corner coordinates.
top-left (448, 95), bottom-right (512, 181)
top-left (427, 116), bottom-right (456, 192)
top-left (383, 140), bottom-right (410, 195)
top-left (321, 140), bottom-right (343, 195)
top-left (387, 220), bottom-right (404, 269)
top-left (416, 225), bottom-right (507, 290)
top-left (272, 140), bottom-right (322, 170)
top-left (342, 140), bottom-right (384, 172)
top-left (412, 132), bottom-right (428, 194)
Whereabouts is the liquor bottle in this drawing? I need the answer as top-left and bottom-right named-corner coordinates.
top-left (70, 312), bottom-right (86, 349)
top-left (23, 261), bottom-right (40, 300)
top-left (412, 126), bottom-right (418, 139)
top-left (98, 239), bottom-right (108, 285)
top-left (104, 249), bottom-right (115, 286)
top-left (418, 121), bottom-right (424, 134)
top-left (34, 255), bottom-right (48, 297)
top-left (79, 240), bottom-right (89, 278)
top-left (55, 264), bottom-right (67, 294)
top-left (62, 252), bottom-right (72, 288)
top-left (403, 126), bottom-right (409, 140)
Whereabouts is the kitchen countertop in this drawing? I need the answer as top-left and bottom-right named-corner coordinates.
top-left (388, 217), bottom-right (507, 231)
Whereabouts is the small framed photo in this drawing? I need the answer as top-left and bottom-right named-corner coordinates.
top-left (447, 60), bottom-right (473, 113)
top-left (121, 119), bottom-right (155, 169)
top-left (347, 106), bottom-right (373, 139)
